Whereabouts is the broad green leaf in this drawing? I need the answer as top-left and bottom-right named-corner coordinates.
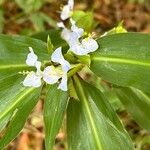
top-left (91, 33), bottom-right (150, 93)
top-left (44, 84), bottom-right (68, 150)
top-left (0, 34), bottom-right (48, 81)
top-left (115, 87), bottom-right (150, 130)
top-left (15, 0), bottom-right (44, 13)
top-left (0, 34), bottom-right (48, 145)
top-left (32, 29), bottom-right (66, 48)
top-left (0, 87), bottom-right (41, 149)
top-left (67, 75), bottom-right (133, 150)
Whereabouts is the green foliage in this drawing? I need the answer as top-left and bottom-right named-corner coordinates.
top-left (0, 31), bottom-right (150, 149)
top-left (15, 0), bottom-right (44, 13)
top-left (72, 10), bottom-right (95, 32)
top-left (44, 84), bottom-right (68, 150)
top-left (91, 33), bottom-right (150, 93)
top-left (115, 87), bottom-right (150, 130)
top-left (67, 76), bottom-right (133, 150)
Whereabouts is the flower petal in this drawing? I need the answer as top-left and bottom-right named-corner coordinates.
top-left (35, 61), bottom-right (42, 76)
top-left (43, 66), bottom-right (61, 84)
top-left (58, 73), bottom-right (68, 91)
top-left (57, 22), bottom-right (65, 28)
top-left (70, 19), bottom-right (84, 38)
top-left (51, 47), bottom-right (71, 72)
top-left (60, 5), bottom-right (71, 20)
top-left (70, 43), bottom-right (88, 55)
top-left (23, 71), bottom-right (41, 88)
top-left (81, 37), bottom-right (99, 53)
top-left (61, 60), bottom-right (71, 72)
top-left (51, 47), bottom-right (64, 63)
top-left (61, 28), bottom-right (71, 43)
top-left (68, 0), bottom-right (74, 9)
top-left (26, 47), bottom-right (38, 66)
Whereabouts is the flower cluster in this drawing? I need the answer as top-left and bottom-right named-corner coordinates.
top-left (22, 0), bottom-right (99, 91)
top-left (58, 0), bottom-right (98, 55)
top-left (23, 47), bottom-right (70, 91)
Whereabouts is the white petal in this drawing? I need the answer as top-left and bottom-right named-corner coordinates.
top-left (61, 60), bottom-right (71, 72)
top-left (51, 47), bottom-right (71, 72)
top-left (35, 61), bottom-right (42, 76)
top-left (26, 47), bottom-right (38, 66)
top-left (68, 0), bottom-right (74, 9)
top-left (81, 38), bottom-right (99, 53)
top-left (70, 19), bottom-right (84, 38)
top-left (43, 66), bottom-right (61, 84)
top-left (60, 5), bottom-right (71, 20)
top-left (70, 43), bottom-right (88, 55)
top-left (57, 22), bottom-right (65, 28)
top-left (58, 73), bottom-right (68, 91)
top-left (23, 71), bottom-right (41, 88)
top-left (68, 32), bottom-right (80, 47)
top-left (61, 28), bottom-right (71, 42)
top-left (51, 47), bottom-right (64, 63)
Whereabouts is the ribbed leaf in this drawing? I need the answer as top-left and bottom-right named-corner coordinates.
top-left (44, 84), bottom-right (68, 150)
top-left (0, 35), bottom-right (48, 148)
top-left (67, 76), bottom-right (133, 150)
top-left (0, 87), bottom-right (41, 149)
top-left (115, 87), bottom-right (150, 130)
top-left (91, 33), bottom-right (150, 93)
top-left (32, 29), bottom-right (66, 46)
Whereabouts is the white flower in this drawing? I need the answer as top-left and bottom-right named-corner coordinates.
top-left (51, 47), bottom-right (71, 72)
top-left (23, 47), bottom-right (42, 88)
top-left (61, 28), bottom-right (72, 43)
top-left (26, 47), bottom-right (38, 66)
top-left (70, 18), bottom-right (84, 38)
top-left (60, 0), bottom-right (74, 20)
top-left (81, 37), bottom-right (99, 53)
top-left (58, 73), bottom-right (68, 91)
top-left (43, 47), bottom-right (71, 91)
top-left (68, 0), bottom-right (74, 9)
top-left (43, 66), bottom-right (62, 84)
top-left (23, 71), bottom-right (42, 88)
top-left (70, 36), bottom-right (99, 56)
top-left (57, 22), bottom-right (65, 28)
top-left (58, 19), bottom-right (84, 48)
top-left (57, 22), bottom-right (72, 43)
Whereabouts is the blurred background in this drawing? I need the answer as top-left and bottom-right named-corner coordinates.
top-left (0, 0), bottom-right (150, 150)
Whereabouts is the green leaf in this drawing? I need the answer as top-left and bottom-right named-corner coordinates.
top-left (72, 10), bottom-right (94, 32)
top-left (91, 33), bottom-right (150, 93)
top-left (102, 21), bottom-right (127, 36)
top-left (32, 29), bottom-right (67, 48)
top-left (115, 87), bottom-right (150, 130)
top-left (47, 35), bottom-right (54, 55)
top-left (0, 87), bottom-right (41, 149)
top-left (15, 0), bottom-right (44, 13)
top-left (67, 75), bottom-right (133, 150)
top-left (44, 84), bottom-right (68, 150)
top-left (0, 34), bottom-right (48, 148)
top-left (0, 34), bottom-right (48, 81)
top-left (30, 13), bottom-right (45, 32)
top-left (39, 12), bottom-right (57, 29)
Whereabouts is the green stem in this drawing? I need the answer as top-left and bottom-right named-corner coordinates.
top-left (68, 64), bottom-right (84, 78)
